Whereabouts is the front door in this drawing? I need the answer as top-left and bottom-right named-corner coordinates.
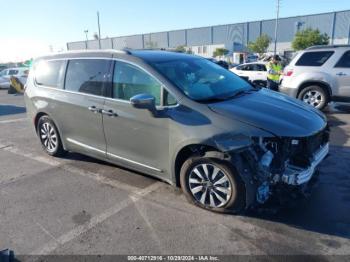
top-left (59, 58), bottom-right (112, 157)
top-left (103, 60), bottom-right (171, 177)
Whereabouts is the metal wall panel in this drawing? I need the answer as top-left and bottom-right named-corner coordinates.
top-left (143, 32), bottom-right (168, 48)
top-left (168, 30), bottom-right (186, 47)
top-left (100, 38), bottom-right (113, 49)
top-left (67, 41), bottom-right (86, 50)
top-left (334, 10), bottom-right (350, 39)
top-left (87, 40), bottom-right (100, 49)
top-left (187, 27), bottom-right (212, 46)
top-left (213, 24), bottom-right (245, 49)
top-left (112, 35), bottom-right (143, 49)
top-left (248, 21), bottom-right (261, 42)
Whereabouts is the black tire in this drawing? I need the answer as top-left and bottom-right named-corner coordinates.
top-left (180, 156), bottom-right (245, 214)
top-left (37, 115), bottom-right (66, 157)
top-left (298, 85), bottom-right (329, 110)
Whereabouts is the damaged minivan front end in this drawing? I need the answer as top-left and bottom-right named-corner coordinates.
top-left (208, 89), bottom-right (330, 209)
top-left (212, 127), bottom-right (329, 209)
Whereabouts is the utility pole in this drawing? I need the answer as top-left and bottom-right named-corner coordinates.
top-left (97, 11), bottom-right (102, 49)
top-left (273, 0), bottom-right (281, 55)
top-left (84, 30), bottom-right (89, 49)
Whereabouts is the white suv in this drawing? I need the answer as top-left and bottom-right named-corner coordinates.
top-left (280, 45), bottom-right (350, 110)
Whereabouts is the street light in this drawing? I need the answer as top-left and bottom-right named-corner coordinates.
top-left (84, 30), bottom-right (89, 49)
top-left (274, 0), bottom-right (281, 55)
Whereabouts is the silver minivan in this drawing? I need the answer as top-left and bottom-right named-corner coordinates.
top-left (25, 50), bottom-right (329, 213)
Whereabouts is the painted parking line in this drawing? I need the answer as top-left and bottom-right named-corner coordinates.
top-left (30, 181), bottom-right (163, 255)
top-left (0, 118), bottom-right (27, 124)
top-left (0, 142), bottom-right (145, 193)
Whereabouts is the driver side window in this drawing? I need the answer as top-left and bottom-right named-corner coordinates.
top-left (113, 61), bottom-right (161, 105)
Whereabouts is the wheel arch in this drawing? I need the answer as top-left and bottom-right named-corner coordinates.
top-left (34, 112), bottom-right (67, 150)
top-left (173, 144), bottom-right (224, 188)
top-left (297, 81), bottom-right (332, 100)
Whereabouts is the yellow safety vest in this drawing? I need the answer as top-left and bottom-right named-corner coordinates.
top-left (267, 62), bottom-right (282, 82)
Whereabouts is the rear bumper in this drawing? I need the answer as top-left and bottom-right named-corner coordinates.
top-left (281, 143), bottom-right (329, 185)
top-left (279, 84), bottom-right (298, 98)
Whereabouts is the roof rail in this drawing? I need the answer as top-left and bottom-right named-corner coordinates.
top-left (306, 45), bottom-right (350, 50)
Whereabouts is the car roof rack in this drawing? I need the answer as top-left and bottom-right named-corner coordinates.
top-left (306, 45), bottom-right (350, 50)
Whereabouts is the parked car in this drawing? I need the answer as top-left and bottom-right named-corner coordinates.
top-left (206, 58), bottom-right (229, 70)
top-left (280, 45), bottom-right (350, 110)
top-left (25, 50), bottom-right (329, 213)
top-left (0, 67), bottom-right (28, 89)
top-left (230, 62), bottom-right (268, 86)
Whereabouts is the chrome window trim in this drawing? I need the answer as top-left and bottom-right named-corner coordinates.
top-left (34, 57), bottom-right (180, 108)
top-left (66, 138), bottom-right (162, 173)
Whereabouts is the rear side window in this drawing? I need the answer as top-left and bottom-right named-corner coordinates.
top-left (65, 59), bottom-right (111, 96)
top-left (35, 60), bottom-right (65, 88)
top-left (335, 51), bottom-right (350, 68)
top-left (295, 51), bottom-right (334, 66)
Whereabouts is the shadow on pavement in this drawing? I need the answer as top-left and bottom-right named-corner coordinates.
top-left (0, 105), bottom-right (26, 116)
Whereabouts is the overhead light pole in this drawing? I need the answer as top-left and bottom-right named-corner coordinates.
top-left (97, 11), bottom-right (102, 49)
top-left (84, 30), bottom-right (89, 49)
top-left (274, 0), bottom-right (281, 55)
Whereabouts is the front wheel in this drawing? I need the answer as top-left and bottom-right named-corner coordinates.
top-left (180, 157), bottom-right (245, 213)
top-left (298, 85), bottom-right (329, 110)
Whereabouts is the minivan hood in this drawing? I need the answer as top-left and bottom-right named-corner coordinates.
top-left (208, 89), bottom-right (326, 137)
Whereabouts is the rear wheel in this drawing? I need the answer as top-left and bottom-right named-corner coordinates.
top-left (37, 116), bottom-right (66, 157)
top-left (298, 85), bottom-right (329, 110)
top-left (180, 156), bottom-right (245, 213)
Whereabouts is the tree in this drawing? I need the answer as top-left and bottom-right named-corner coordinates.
top-left (213, 48), bottom-right (229, 57)
top-left (248, 34), bottom-right (271, 56)
top-left (292, 28), bottom-right (330, 50)
top-left (175, 45), bottom-right (186, 53)
top-left (93, 32), bottom-right (99, 40)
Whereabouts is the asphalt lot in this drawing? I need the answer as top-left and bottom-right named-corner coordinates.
top-left (1, 89), bottom-right (350, 257)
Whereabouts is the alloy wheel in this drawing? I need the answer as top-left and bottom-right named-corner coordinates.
top-left (303, 90), bottom-right (324, 108)
top-left (40, 122), bottom-right (58, 153)
top-left (188, 163), bottom-right (232, 208)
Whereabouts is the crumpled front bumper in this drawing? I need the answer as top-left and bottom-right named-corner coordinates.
top-left (281, 143), bottom-right (329, 186)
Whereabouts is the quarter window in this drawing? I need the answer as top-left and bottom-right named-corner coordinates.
top-left (65, 59), bottom-right (111, 96)
top-left (295, 51), bottom-right (334, 67)
top-left (113, 61), bottom-right (161, 105)
top-left (335, 51), bottom-right (350, 68)
top-left (35, 60), bottom-right (65, 88)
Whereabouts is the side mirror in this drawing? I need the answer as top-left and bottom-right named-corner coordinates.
top-left (130, 93), bottom-right (156, 111)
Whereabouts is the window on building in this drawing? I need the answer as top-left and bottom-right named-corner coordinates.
top-left (295, 51), bottom-right (334, 67)
top-left (198, 46), bottom-right (202, 54)
top-left (203, 46), bottom-right (207, 54)
top-left (335, 51), bottom-right (350, 68)
top-left (65, 59), bottom-right (111, 96)
top-left (113, 61), bottom-right (161, 105)
top-left (35, 60), bottom-right (65, 88)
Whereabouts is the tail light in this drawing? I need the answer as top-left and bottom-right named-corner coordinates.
top-left (284, 69), bottom-right (293, 77)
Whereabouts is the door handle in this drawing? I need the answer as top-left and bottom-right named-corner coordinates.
top-left (336, 72), bottom-right (347, 76)
top-left (88, 106), bottom-right (101, 113)
top-left (101, 109), bottom-right (118, 117)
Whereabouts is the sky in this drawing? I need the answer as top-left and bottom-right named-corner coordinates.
top-left (0, 0), bottom-right (349, 62)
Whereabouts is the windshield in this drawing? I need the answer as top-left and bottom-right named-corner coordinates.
top-left (149, 58), bottom-right (252, 102)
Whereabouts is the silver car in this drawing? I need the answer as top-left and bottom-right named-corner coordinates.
top-left (25, 50), bottom-right (329, 213)
top-left (280, 45), bottom-right (350, 110)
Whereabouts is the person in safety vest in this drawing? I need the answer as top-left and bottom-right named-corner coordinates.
top-left (266, 55), bottom-right (283, 91)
